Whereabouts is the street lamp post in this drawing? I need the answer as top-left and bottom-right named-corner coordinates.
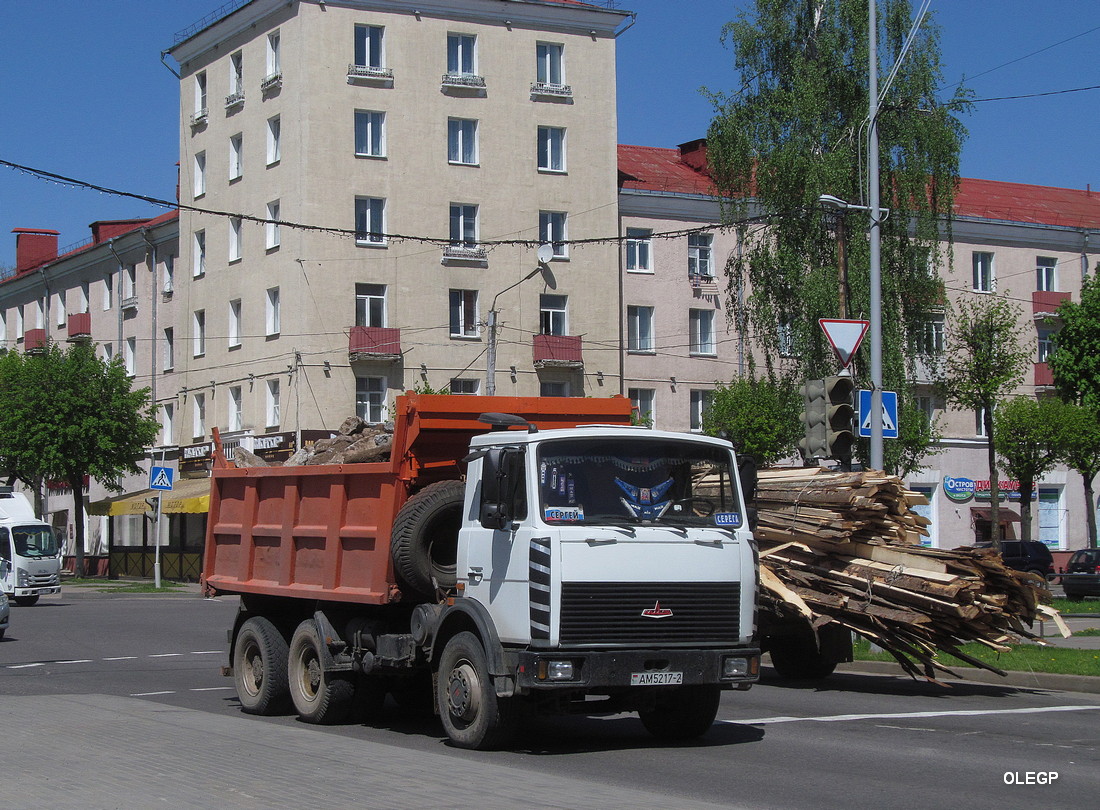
top-left (485, 245), bottom-right (556, 396)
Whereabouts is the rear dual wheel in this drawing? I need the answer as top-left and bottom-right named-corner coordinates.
top-left (233, 616), bottom-right (290, 715)
top-left (288, 620), bottom-right (354, 724)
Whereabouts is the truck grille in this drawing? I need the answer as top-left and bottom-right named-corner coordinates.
top-left (29, 572), bottom-right (59, 587)
top-left (559, 582), bottom-right (740, 646)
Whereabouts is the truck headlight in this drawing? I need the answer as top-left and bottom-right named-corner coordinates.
top-left (538, 659), bottom-right (575, 681)
top-left (722, 656), bottom-right (753, 678)
top-left (17, 569), bottom-right (29, 587)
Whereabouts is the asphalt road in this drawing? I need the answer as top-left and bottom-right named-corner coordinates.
top-left (2, 587), bottom-right (1098, 809)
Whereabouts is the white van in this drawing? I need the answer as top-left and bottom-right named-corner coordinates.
top-left (0, 487), bottom-right (62, 606)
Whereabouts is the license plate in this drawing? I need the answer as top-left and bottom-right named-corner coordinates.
top-left (630, 671), bottom-right (683, 686)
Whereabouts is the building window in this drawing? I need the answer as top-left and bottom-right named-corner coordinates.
top-left (194, 151), bottom-right (206, 197)
top-left (540, 294), bottom-right (567, 336)
top-left (79, 282), bottom-right (89, 312)
top-left (124, 337), bottom-right (136, 377)
top-left (976, 406), bottom-right (988, 438)
top-left (162, 254), bottom-right (175, 294)
top-left (690, 390), bottom-right (714, 432)
top-left (536, 42), bottom-right (564, 86)
top-left (355, 110), bottom-right (386, 157)
top-left (266, 287), bottom-right (280, 336)
top-left (354, 25), bottom-right (384, 69)
top-left (778, 320), bottom-right (797, 357)
top-left (266, 200), bottom-right (281, 250)
top-left (921, 315), bottom-right (945, 355)
top-left (1037, 327), bottom-right (1055, 362)
top-left (629, 388), bottom-right (655, 426)
top-left (915, 395), bottom-right (937, 426)
top-left (102, 342), bottom-right (113, 363)
top-left (266, 30), bottom-right (281, 77)
top-left (193, 392), bottom-right (206, 439)
top-left (447, 118), bottom-right (478, 165)
top-left (266, 379), bottom-right (280, 427)
top-left (356, 376), bottom-right (386, 423)
top-left (539, 211), bottom-right (567, 258)
top-left (229, 133), bottom-right (243, 180)
top-left (123, 264), bottom-right (137, 301)
top-left (229, 51), bottom-right (244, 98)
top-left (228, 299), bottom-right (242, 349)
top-left (449, 289), bottom-right (479, 338)
top-left (228, 386), bottom-right (243, 432)
top-left (193, 310), bottom-right (206, 357)
top-left (449, 204), bottom-right (478, 247)
top-left (540, 381), bottom-right (569, 397)
top-left (229, 217), bottom-right (242, 261)
top-left (688, 233), bottom-right (714, 278)
top-left (972, 251), bottom-right (994, 292)
top-left (537, 126), bottom-right (565, 172)
top-left (195, 71), bottom-right (207, 117)
top-left (55, 290), bottom-right (66, 327)
top-left (161, 403), bottom-right (175, 447)
top-left (627, 305), bottom-right (655, 353)
top-left (355, 197), bottom-right (385, 245)
top-left (355, 283), bottom-right (386, 327)
top-left (266, 116), bottom-right (281, 165)
top-left (102, 274), bottom-right (113, 311)
top-left (450, 378), bottom-right (479, 395)
top-left (689, 309), bottom-right (716, 356)
top-left (447, 33), bottom-right (476, 76)
top-left (626, 228), bottom-right (652, 272)
top-left (163, 327), bottom-right (175, 371)
top-left (1036, 257), bottom-right (1057, 292)
top-left (193, 230), bottom-right (206, 277)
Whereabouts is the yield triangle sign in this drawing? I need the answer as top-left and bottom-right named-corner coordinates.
top-left (819, 319), bottom-right (869, 368)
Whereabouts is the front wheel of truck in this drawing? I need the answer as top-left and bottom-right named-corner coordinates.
top-left (437, 631), bottom-right (518, 750)
top-left (233, 616), bottom-right (290, 715)
top-left (288, 620), bottom-right (354, 724)
top-left (14, 595), bottom-right (39, 606)
top-left (638, 684), bottom-right (721, 740)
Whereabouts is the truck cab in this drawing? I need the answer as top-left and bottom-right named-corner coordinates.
top-left (0, 488), bottom-right (63, 606)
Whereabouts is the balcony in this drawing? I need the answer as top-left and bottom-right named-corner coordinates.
top-left (442, 244), bottom-right (488, 266)
top-left (23, 328), bottom-right (47, 354)
top-left (349, 326), bottom-right (402, 362)
top-left (689, 273), bottom-right (720, 296)
top-left (224, 90), bottom-right (245, 109)
top-left (530, 81), bottom-right (573, 99)
top-left (1033, 290), bottom-right (1070, 319)
top-left (121, 295), bottom-right (138, 313)
top-left (1034, 361), bottom-right (1054, 389)
top-left (190, 108), bottom-right (208, 127)
top-left (533, 334), bottom-right (583, 368)
top-left (442, 72), bottom-right (486, 92)
top-left (67, 312), bottom-right (91, 342)
top-left (347, 64), bottom-right (394, 84)
top-left (260, 72), bottom-right (282, 92)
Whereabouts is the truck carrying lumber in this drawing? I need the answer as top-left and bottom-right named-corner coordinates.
top-left (750, 467), bottom-right (1066, 682)
top-left (203, 394), bottom-right (760, 749)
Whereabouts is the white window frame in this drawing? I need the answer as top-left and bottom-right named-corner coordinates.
top-left (449, 204), bottom-right (478, 247)
top-left (976, 406), bottom-right (988, 438)
top-left (355, 197), bottom-right (386, 245)
top-left (229, 133), bottom-right (243, 181)
top-left (537, 126), bottom-right (566, 172)
top-left (266, 379), bottom-right (281, 427)
top-left (228, 299), bottom-right (242, 349)
top-left (266, 287), bottom-right (281, 336)
top-left (266, 200), bottom-right (281, 250)
top-left (626, 228), bottom-right (652, 272)
top-left (229, 217), bottom-right (242, 262)
top-left (229, 51), bottom-right (244, 97)
top-left (124, 337), bottom-right (136, 377)
top-left (55, 290), bottom-right (66, 327)
top-left (354, 110), bottom-right (386, 158)
top-left (162, 254), bottom-right (175, 294)
top-left (536, 42), bottom-right (564, 86)
top-left (163, 327), bottom-right (175, 372)
top-left (102, 273), bottom-right (113, 311)
top-left (690, 390), bottom-right (714, 432)
top-left (1037, 327), bottom-right (1055, 362)
top-left (540, 294), bottom-right (568, 336)
top-left (447, 33), bottom-right (477, 76)
top-left (79, 282), bottom-right (89, 312)
top-left (972, 251), bottom-right (994, 292)
top-left (354, 25), bottom-right (385, 69)
top-left (449, 289), bottom-right (480, 338)
top-left (1036, 257), bottom-right (1058, 292)
top-left (102, 342), bottom-right (113, 363)
top-left (689, 309), bottom-right (716, 356)
top-left (161, 403), bottom-right (175, 447)
top-left (450, 378), bottom-right (479, 395)
top-left (193, 392), bottom-right (206, 439)
top-left (266, 30), bottom-right (281, 77)
top-left (356, 376), bottom-right (387, 423)
top-left (266, 116), bottom-right (281, 165)
top-left (922, 315), bottom-right (945, 355)
top-left (228, 386), bottom-right (243, 432)
top-left (193, 230), bottom-right (206, 277)
top-left (355, 283), bottom-right (386, 327)
top-left (539, 211), bottom-right (568, 259)
top-left (628, 388), bottom-right (655, 425)
top-left (540, 381), bottom-right (569, 397)
top-left (447, 118), bottom-right (478, 165)
top-left (688, 233), bottom-right (714, 278)
top-left (193, 309), bottom-right (206, 357)
top-left (627, 305), bottom-right (655, 353)
top-left (123, 264), bottom-right (137, 300)
top-left (195, 71), bottom-right (208, 116)
top-left (194, 151), bottom-right (206, 197)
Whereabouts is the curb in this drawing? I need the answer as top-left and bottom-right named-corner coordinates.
top-left (835, 660), bottom-right (1100, 694)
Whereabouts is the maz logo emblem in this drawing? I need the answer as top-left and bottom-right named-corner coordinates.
top-left (641, 601), bottom-right (673, 619)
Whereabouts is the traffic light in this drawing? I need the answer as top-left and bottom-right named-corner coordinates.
top-left (823, 375), bottom-right (855, 462)
top-left (798, 379), bottom-right (829, 461)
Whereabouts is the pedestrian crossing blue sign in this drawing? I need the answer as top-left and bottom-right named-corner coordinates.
top-left (858, 390), bottom-right (899, 439)
top-left (149, 465), bottom-right (175, 491)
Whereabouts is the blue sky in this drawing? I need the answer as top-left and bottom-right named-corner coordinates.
top-left (2, 0), bottom-right (1099, 263)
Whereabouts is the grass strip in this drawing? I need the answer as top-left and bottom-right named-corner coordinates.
top-left (853, 638), bottom-right (1100, 676)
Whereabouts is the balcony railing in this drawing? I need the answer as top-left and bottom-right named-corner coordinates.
top-left (442, 72), bottom-right (486, 89)
top-left (24, 328), bottom-right (47, 353)
top-left (224, 90), bottom-right (245, 109)
top-left (67, 312), bottom-right (91, 341)
top-left (1032, 290), bottom-right (1070, 318)
top-left (121, 295), bottom-right (138, 313)
top-left (260, 72), bottom-right (282, 92)
top-left (190, 108), bottom-right (209, 126)
top-left (347, 64), bottom-right (394, 83)
top-left (533, 334), bottom-right (583, 368)
top-left (530, 81), bottom-right (573, 98)
top-left (442, 244), bottom-right (488, 265)
top-left (349, 326), bottom-right (402, 361)
top-left (1034, 361), bottom-right (1054, 388)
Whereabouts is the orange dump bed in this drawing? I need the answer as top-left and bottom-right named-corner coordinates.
top-left (201, 394), bottom-right (632, 603)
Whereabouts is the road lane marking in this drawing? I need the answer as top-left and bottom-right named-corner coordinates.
top-left (190, 650), bottom-right (222, 655)
top-left (190, 686), bottom-right (235, 692)
top-left (103, 656), bottom-right (138, 661)
top-left (6, 663), bottom-right (44, 669)
top-left (729, 705), bottom-right (1100, 725)
top-left (130, 691), bottom-right (175, 696)
top-left (56, 659), bottom-right (93, 664)
top-left (149, 653), bottom-right (184, 658)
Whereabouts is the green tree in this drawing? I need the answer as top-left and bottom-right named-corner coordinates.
top-left (1055, 404), bottom-right (1100, 550)
top-left (936, 296), bottom-right (1029, 549)
top-left (705, 0), bottom-right (969, 470)
top-left (1048, 274), bottom-right (1100, 411)
top-left (702, 376), bottom-right (802, 466)
top-left (0, 344), bottom-right (160, 575)
top-left (993, 396), bottom-right (1063, 543)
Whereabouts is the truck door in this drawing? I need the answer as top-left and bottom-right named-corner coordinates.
top-left (0, 528), bottom-right (11, 593)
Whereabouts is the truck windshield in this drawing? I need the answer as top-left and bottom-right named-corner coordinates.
top-left (12, 526), bottom-right (60, 558)
top-left (538, 437), bottom-right (742, 528)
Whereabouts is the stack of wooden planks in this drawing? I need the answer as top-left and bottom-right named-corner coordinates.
top-left (753, 466), bottom-right (1068, 682)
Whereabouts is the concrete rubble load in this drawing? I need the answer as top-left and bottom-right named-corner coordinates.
top-left (753, 467), bottom-right (1069, 683)
top-left (233, 417), bottom-right (394, 468)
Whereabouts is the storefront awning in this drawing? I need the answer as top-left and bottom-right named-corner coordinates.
top-left (970, 507), bottom-right (1022, 524)
top-left (88, 476), bottom-right (211, 516)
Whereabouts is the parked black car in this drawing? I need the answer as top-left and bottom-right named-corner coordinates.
top-left (976, 540), bottom-right (1054, 578)
top-left (1062, 548), bottom-right (1100, 599)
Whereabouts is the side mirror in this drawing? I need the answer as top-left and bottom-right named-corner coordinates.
top-left (737, 456), bottom-right (758, 504)
top-left (479, 447), bottom-right (525, 530)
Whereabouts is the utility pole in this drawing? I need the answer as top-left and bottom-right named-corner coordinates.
top-left (868, 0), bottom-right (884, 473)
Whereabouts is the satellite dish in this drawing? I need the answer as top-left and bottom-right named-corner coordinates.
top-left (536, 243), bottom-right (554, 264)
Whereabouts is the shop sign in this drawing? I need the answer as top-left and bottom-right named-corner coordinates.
top-left (943, 476), bottom-right (976, 503)
top-left (943, 476), bottom-right (1037, 504)
top-left (180, 441), bottom-right (214, 474)
top-left (252, 431), bottom-right (296, 463)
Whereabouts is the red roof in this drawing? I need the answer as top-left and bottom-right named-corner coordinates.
top-left (618, 143), bottom-right (1100, 230)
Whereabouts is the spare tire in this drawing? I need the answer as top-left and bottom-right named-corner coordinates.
top-left (392, 480), bottom-right (465, 598)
